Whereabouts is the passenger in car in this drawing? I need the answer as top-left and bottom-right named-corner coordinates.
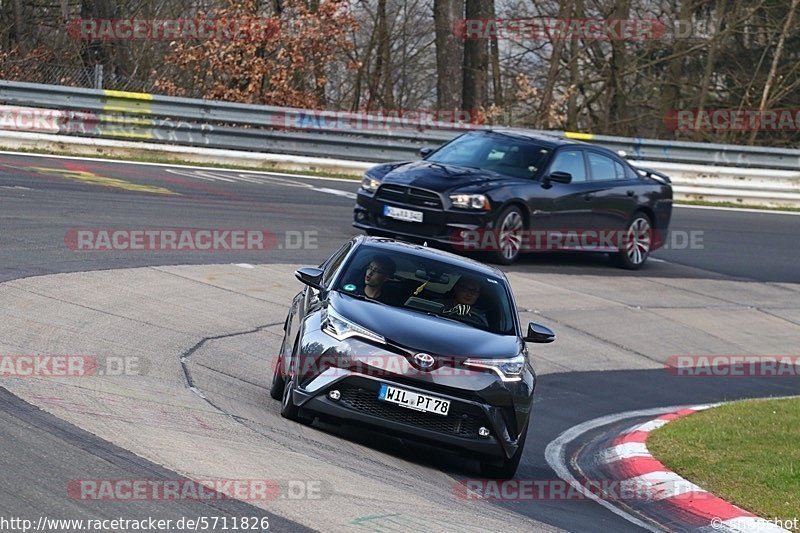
top-left (440, 275), bottom-right (490, 328)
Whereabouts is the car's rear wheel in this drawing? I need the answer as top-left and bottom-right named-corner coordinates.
top-left (479, 426), bottom-right (528, 479)
top-left (280, 378), bottom-right (314, 425)
top-left (490, 205), bottom-right (525, 265)
top-left (613, 212), bottom-right (652, 270)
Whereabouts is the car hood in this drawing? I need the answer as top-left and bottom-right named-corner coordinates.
top-left (329, 291), bottom-right (521, 358)
top-left (380, 161), bottom-right (504, 192)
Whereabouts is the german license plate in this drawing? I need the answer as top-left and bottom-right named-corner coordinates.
top-left (378, 384), bottom-right (450, 416)
top-left (383, 205), bottom-right (423, 223)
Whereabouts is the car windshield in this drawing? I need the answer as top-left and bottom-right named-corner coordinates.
top-left (334, 245), bottom-right (517, 335)
top-left (426, 132), bottom-right (552, 179)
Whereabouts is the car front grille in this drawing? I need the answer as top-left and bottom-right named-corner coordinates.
top-left (375, 185), bottom-right (443, 209)
top-left (337, 384), bottom-right (486, 439)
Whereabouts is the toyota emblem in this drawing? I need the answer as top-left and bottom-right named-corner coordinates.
top-left (413, 353), bottom-right (435, 369)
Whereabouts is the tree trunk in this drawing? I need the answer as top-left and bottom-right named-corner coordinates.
top-left (379, 0), bottom-right (394, 109)
top-left (488, 0), bottom-right (502, 109)
top-left (11, 0), bottom-right (25, 51)
top-left (566, 0), bottom-right (584, 130)
top-left (538, 0), bottom-right (572, 128)
top-left (749, 0), bottom-right (799, 143)
top-left (434, 0), bottom-right (464, 111)
top-left (605, 0), bottom-right (630, 135)
top-left (461, 0), bottom-right (490, 112)
top-left (658, 0), bottom-right (694, 137)
top-left (368, 0), bottom-right (393, 109)
top-left (693, 0), bottom-right (728, 140)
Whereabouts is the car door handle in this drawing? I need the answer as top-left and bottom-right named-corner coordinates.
top-left (626, 190), bottom-right (635, 197)
top-left (583, 193), bottom-right (594, 200)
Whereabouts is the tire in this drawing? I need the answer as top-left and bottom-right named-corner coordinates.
top-left (270, 328), bottom-right (292, 400)
top-left (489, 205), bottom-right (525, 265)
top-left (280, 378), bottom-right (314, 425)
top-left (612, 212), bottom-right (652, 270)
top-left (269, 352), bottom-right (285, 400)
top-left (479, 426), bottom-right (528, 479)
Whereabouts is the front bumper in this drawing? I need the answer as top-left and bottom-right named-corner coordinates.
top-left (353, 191), bottom-right (494, 247)
top-left (292, 372), bottom-right (527, 460)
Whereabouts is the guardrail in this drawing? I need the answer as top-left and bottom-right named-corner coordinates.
top-left (1, 80), bottom-right (799, 208)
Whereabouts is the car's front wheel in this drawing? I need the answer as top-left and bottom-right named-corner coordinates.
top-left (280, 378), bottom-right (314, 425)
top-left (269, 353), bottom-right (285, 400)
top-left (490, 205), bottom-right (525, 265)
top-left (612, 212), bottom-right (652, 270)
top-left (479, 426), bottom-right (528, 479)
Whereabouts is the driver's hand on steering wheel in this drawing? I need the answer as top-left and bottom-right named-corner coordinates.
top-left (444, 303), bottom-right (471, 316)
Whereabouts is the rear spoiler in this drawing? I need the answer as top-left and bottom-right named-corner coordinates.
top-left (636, 167), bottom-right (671, 184)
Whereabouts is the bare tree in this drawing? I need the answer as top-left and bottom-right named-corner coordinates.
top-left (433, 0), bottom-right (463, 110)
top-left (461, 0), bottom-right (490, 112)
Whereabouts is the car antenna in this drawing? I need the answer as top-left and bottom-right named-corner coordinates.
top-left (423, 241), bottom-right (428, 247)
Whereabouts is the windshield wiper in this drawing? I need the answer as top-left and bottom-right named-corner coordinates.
top-left (422, 311), bottom-right (466, 325)
top-left (427, 162), bottom-right (452, 175)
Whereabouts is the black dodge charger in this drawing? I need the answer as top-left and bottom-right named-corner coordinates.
top-left (354, 130), bottom-right (673, 268)
top-left (271, 236), bottom-right (555, 478)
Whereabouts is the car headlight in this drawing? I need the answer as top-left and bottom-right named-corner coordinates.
top-left (322, 307), bottom-right (385, 344)
top-left (450, 193), bottom-right (490, 210)
top-left (464, 355), bottom-right (526, 381)
top-left (361, 174), bottom-right (381, 193)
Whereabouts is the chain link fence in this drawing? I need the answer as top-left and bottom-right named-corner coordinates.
top-left (0, 59), bottom-right (160, 94)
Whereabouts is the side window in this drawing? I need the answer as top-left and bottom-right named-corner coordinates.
top-left (322, 242), bottom-right (352, 287)
top-left (548, 149), bottom-right (587, 182)
top-left (613, 161), bottom-right (627, 180)
top-left (587, 152), bottom-right (618, 181)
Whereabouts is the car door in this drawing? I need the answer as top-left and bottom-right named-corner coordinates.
top-left (539, 148), bottom-right (598, 242)
top-left (585, 150), bottom-right (639, 238)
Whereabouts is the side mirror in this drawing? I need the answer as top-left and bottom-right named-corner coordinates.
top-left (419, 147), bottom-right (434, 158)
top-left (524, 322), bottom-right (555, 343)
top-left (295, 267), bottom-right (324, 290)
top-left (547, 171), bottom-right (572, 184)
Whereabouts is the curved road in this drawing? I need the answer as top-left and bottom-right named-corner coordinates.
top-left (1, 151), bottom-right (798, 532)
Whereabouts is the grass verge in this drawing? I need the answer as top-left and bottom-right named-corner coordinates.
top-left (648, 397), bottom-right (800, 519)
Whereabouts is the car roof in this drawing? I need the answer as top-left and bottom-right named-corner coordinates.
top-left (478, 129), bottom-right (625, 159)
top-left (354, 236), bottom-right (507, 279)
top-left (481, 128), bottom-right (575, 148)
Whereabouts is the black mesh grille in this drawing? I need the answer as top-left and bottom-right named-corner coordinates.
top-left (337, 385), bottom-right (486, 438)
top-left (376, 185), bottom-right (443, 209)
